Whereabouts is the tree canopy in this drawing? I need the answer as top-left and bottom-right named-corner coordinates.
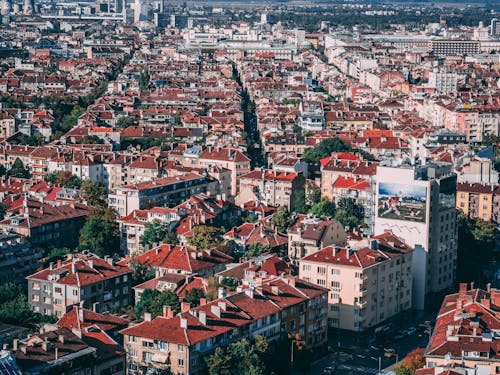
top-left (80, 180), bottom-right (108, 207)
top-left (271, 206), bottom-right (293, 232)
top-left (188, 225), bottom-right (220, 250)
top-left (79, 207), bottom-right (120, 257)
top-left (205, 336), bottom-right (270, 375)
top-left (395, 348), bottom-right (425, 375)
top-left (309, 197), bottom-right (336, 218)
top-left (302, 137), bottom-right (352, 164)
top-left (134, 289), bottom-right (180, 319)
top-left (140, 220), bottom-right (178, 247)
top-left (7, 158), bottom-right (31, 179)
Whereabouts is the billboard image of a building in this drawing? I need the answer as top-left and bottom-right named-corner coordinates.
top-left (377, 182), bottom-right (427, 222)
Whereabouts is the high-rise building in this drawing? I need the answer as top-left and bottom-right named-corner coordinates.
top-left (491, 18), bottom-right (500, 36)
top-left (23, 0), bottom-right (33, 15)
top-left (374, 162), bottom-right (457, 310)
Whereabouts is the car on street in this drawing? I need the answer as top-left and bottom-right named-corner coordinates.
top-left (406, 327), bottom-right (417, 335)
top-left (323, 366), bottom-right (334, 375)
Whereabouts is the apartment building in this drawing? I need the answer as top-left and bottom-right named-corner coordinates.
top-left (456, 183), bottom-right (496, 221)
top-left (374, 163), bottom-right (457, 310)
top-left (0, 198), bottom-right (90, 248)
top-left (109, 173), bottom-right (219, 217)
top-left (424, 283), bottom-right (500, 375)
top-left (118, 207), bottom-right (182, 256)
top-left (198, 147), bottom-right (251, 196)
top-left (120, 277), bottom-right (328, 375)
top-left (236, 169), bottom-right (305, 211)
top-left (288, 215), bottom-right (347, 259)
top-left (430, 40), bottom-right (480, 57)
top-left (299, 231), bottom-right (413, 332)
top-left (0, 233), bottom-right (42, 284)
top-left (455, 156), bottom-right (499, 186)
top-left (26, 254), bottom-right (132, 318)
top-left (130, 244), bottom-right (233, 278)
top-left (14, 325), bottom-right (125, 375)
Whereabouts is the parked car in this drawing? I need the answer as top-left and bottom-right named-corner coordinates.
top-left (406, 327), bottom-right (417, 335)
top-left (323, 366), bottom-right (334, 375)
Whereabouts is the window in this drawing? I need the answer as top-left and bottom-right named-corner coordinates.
top-left (142, 341), bottom-right (154, 348)
top-left (317, 279), bottom-right (326, 286)
top-left (178, 344), bottom-right (184, 352)
top-left (331, 281), bottom-right (340, 291)
top-left (302, 264), bottom-right (311, 272)
top-left (331, 268), bottom-right (340, 276)
top-left (178, 358), bottom-right (184, 367)
top-left (32, 282), bottom-right (40, 290)
top-left (72, 290), bottom-right (78, 296)
top-left (317, 267), bottom-right (326, 274)
top-left (142, 351), bottom-right (152, 362)
top-left (55, 287), bottom-right (62, 294)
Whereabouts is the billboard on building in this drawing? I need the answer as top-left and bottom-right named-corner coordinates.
top-left (377, 182), bottom-right (427, 223)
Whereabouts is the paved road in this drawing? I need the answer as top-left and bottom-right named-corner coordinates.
top-left (303, 329), bottom-right (430, 375)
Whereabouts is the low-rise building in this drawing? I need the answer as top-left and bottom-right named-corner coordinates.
top-left (109, 173), bottom-right (219, 217)
top-left (0, 233), bottom-right (42, 284)
top-left (288, 215), bottom-right (347, 259)
top-left (27, 254), bottom-right (132, 318)
top-left (299, 231), bottom-right (413, 332)
top-left (424, 283), bottom-right (500, 374)
top-left (236, 169), bottom-right (305, 211)
top-left (120, 276), bottom-right (328, 375)
top-left (129, 244), bottom-right (233, 278)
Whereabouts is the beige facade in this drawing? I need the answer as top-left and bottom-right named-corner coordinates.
top-left (298, 233), bottom-right (413, 332)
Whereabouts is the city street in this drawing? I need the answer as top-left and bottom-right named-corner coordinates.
top-left (304, 328), bottom-right (430, 375)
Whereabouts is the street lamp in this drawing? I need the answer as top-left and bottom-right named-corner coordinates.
top-left (288, 333), bottom-right (305, 368)
top-left (370, 356), bottom-right (381, 374)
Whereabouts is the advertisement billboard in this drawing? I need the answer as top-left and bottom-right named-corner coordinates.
top-left (377, 182), bottom-right (427, 223)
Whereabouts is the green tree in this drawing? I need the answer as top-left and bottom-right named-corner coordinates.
top-left (188, 226), bottom-right (220, 250)
top-left (184, 288), bottom-right (205, 307)
top-left (309, 197), bottom-right (336, 218)
top-left (134, 289), bottom-right (180, 319)
top-left (80, 180), bottom-right (107, 207)
top-left (115, 116), bottom-right (134, 128)
top-left (44, 248), bottom-right (72, 267)
top-left (394, 366), bottom-right (413, 375)
top-left (271, 206), bottom-right (292, 232)
top-left (293, 189), bottom-right (308, 214)
top-left (305, 184), bottom-right (321, 206)
top-left (302, 137), bottom-right (352, 164)
top-left (246, 243), bottom-right (271, 257)
top-left (206, 336), bottom-right (270, 375)
top-left (337, 197), bottom-right (364, 219)
top-left (140, 220), bottom-right (169, 247)
top-left (206, 347), bottom-right (232, 375)
top-left (7, 158), bottom-right (31, 179)
top-left (139, 69), bottom-right (150, 92)
top-left (130, 258), bottom-right (156, 286)
top-left (79, 208), bottom-right (119, 257)
top-left (334, 209), bottom-right (361, 228)
top-left (60, 105), bottom-right (84, 132)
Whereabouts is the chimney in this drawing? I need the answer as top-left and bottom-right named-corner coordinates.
top-left (217, 301), bottom-right (226, 311)
top-left (42, 339), bottom-right (50, 352)
top-left (271, 285), bottom-right (280, 295)
top-left (211, 305), bottom-right (221, 318)
top-left (470, 281), bottom-right (475, 290)
top-left (199, 310), bottom-right (207, 325)
top-left (218, 287), bottom-right (226, 299)
top-left (88, 260), bottom-right (93, 269)
top-left (333, 246), bottom-right (341, 256)
top-left (180, 317), bottom-right (188, 329)
top-left (49, 262), bottom-right (54, 270)
top-left (199, 298), bottom-right (207, 306)
top-left (78, 307), bottom-right (84, 322)
top-left (369, 240), bottom-right (378, 250)
top-left (71, 261), bottom-right (77, 274)
top-left (163, 305), bottom-right (174, 319)
top-left (487, 283), bottom-right (491, 293)
top-left (20, 346), bottom-right (27, 355)
top-left (181, 302), bottom-right (191, 313)
top-left (245, 288), bottom-right (254, 299)
top-left (481, 298), bottom-right (491, 309)
top-left (459, 283), bottom-right (467, 296)
top-left (56, 260), bottom-right (62, 268)
top-left (456, 298), bottom-right (463, 312)
top-left (144, 312), bottom-right (152, 322)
